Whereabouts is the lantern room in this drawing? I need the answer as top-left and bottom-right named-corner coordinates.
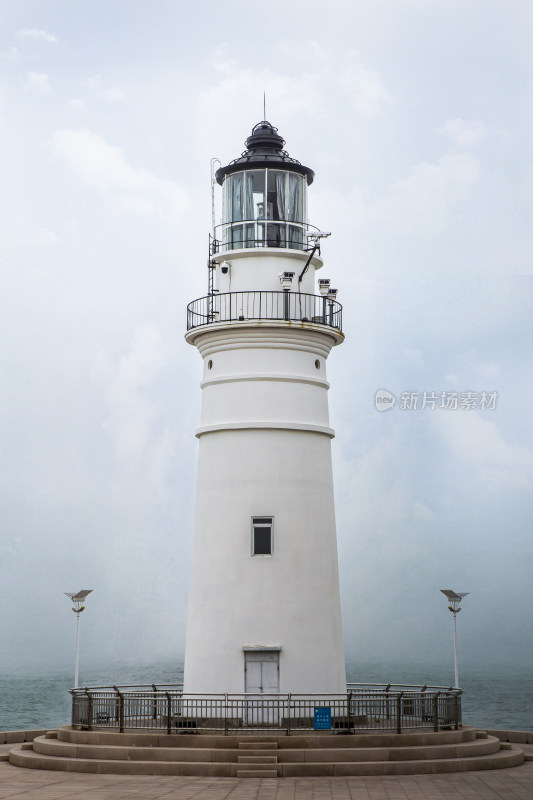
top-left (215, 121), bottom-right (315, 252)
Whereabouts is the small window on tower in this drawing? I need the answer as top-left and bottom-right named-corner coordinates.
top-left (252, 517), bottom-right (273, 556)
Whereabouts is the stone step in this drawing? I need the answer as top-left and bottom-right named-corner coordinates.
top-left (238, 740), bottom-right (278, 749)
top-left (45, 731), bottom-right (58, 739)
top-left (19, 743), bottom-right (33, 750)
top-left (57, 727), bottom-right (239, 749)
top-left (236, 735), bottom-right (278, 743)
top-left (32, 733), bottom-right (501, 764)
top-left (0, 753), bottom-right (9, 762)
top-left (276, 748), bottom-right (525, 776)
top-left (33, 737), bottom-right (229, 763)
top-left (236, 769), bottom-right (278, 777)
top-left (9, 742), bottom-right (525, 777)
top-left (0, 730), bottom-right (47, 745)
top-left (237, 755), bottom-right (278, 764)
top-left (276, 738), bottom-right (501, 763)
top-left (9, 747), bottom-right (233, 776)
top-left (57, 724), bottom-right (476, 749)
top-left (476, 730), bottom-right (488, 739)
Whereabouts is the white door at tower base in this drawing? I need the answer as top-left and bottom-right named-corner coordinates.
top-left (244, 651), bottom-right (280, 725)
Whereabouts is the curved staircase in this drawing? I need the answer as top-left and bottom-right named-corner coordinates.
top-left (8, 725), bottom-right (525, 776)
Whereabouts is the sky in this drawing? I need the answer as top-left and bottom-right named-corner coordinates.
top-left (1, 0), bottom-right (532, 685)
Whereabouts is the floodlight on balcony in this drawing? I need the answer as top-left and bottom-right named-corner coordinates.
top-left (308, 231), bottom-right (331, 242)
top-left (318, 279), bottom-right (331, 296)
top-left (279, 271), bottom-right (295, 290)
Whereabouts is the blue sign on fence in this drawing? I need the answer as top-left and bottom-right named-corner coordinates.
top-left (314, 707), bottom-right (332, 730)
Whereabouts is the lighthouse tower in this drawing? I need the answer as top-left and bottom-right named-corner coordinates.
top-left (184, 122), bottom-right (346, 695)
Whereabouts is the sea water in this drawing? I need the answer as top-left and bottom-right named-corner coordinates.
top-left (0, 658), bottom-right (530, 732)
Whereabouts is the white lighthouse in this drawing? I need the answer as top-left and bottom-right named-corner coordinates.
top-left (183, 121), bottom-right (346, 696)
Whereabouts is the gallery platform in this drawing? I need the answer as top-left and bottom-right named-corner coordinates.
top-left (7, 725), bottom-right (527, 777)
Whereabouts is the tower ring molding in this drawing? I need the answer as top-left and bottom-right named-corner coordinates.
top-left (195, 421), bottom-right (335, 438)
top-left (186, 325), bottom-right (342, 358)
top-left (200, 373), bottom-right (330, 390)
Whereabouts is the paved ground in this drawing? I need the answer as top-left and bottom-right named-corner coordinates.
top-left (1, 755), bottom-right (533, 800)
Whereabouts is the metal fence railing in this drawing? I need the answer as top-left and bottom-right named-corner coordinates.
top-left (212, 220), bottom-right (322, 253)
top-left (71, 684), bottom-right (462, 735)
top-left (186, 291), bottom-right (343, 333)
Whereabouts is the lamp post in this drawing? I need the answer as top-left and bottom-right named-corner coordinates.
top-left (64, 590), bottom-right (93, 688)
top-left (440, 589), bottom-right (469, 688)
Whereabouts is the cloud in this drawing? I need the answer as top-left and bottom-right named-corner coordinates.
top-left (94, 325), bottom-right (178, 505)
top-left (96, 324), bottom-right (166, 463)
top-left (439, 118), bottom-right (487, 148)
top-left (433, 412), bottom-right (533, 491)
top-left (17, 28), bottom-right (58, 44)
top-left (200, 63), bottom-right (319, 120)
top-left (372, 154), bottom-right (479, 236)
top-left (83, 74), bottom-right (126, 104)
top-left (24, 71), bottom-right (51, 95)
top-left (313, 153), bottom-right (478, 242)
top-left (341, 63), bottom-right (391, 117)
top-left (2, 46), bottom-right (24, 62)
top-left (35, 227), bottom-right (60, 247)
top-left (52, 128), bottom-right (189, 219)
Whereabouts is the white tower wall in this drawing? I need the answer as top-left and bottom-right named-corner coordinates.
top-left (184, 323), bottom-right (346, 694)
top-left (214, 249), bottom-right (321, 295)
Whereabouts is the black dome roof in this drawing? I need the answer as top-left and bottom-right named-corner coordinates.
top-left (215, 121), bottom-right (314, 185)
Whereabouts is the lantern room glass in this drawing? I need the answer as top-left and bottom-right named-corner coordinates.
top-left (222, 169), bottom-right (307, 251)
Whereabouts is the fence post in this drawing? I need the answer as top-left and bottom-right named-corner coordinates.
top-left (287, 693), bottom-right (291, 736)
top-left (166, 692), bottom-right (172, 734)
top-left (385, 684), bottom-right (391, 721)
top-left (347, 691), bottom-right (352, 733)
top-left (433, 692), bottom-right (440, 732)
top-left (113, 687), bottom-right (124, 733)
top-left (225, 694), bottom-right (228, 736)
top-left (152, 684), bottom-right (158, 721)
top-left (87, 690), bottom-right (93, 731)
top-left (396, 692), bottom-right (403, 734)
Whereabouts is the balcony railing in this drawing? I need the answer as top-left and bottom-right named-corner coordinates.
top-left (71, 683), bottom-right (462, 735)
top-left (212, 220), bottom-right (322, 253)
top-left (187, 291), bottom-right (342, 333)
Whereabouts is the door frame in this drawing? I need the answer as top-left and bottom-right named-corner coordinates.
top-left (243, 647), bottom-right (281, 725)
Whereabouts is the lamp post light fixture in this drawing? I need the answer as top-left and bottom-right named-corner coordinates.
top-left (440, 589), bottom-right (469, 688)
top-left (64, 589), bottom-right (93, 688)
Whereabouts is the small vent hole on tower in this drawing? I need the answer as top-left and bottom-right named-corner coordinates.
top-left (207, 359), bottom-right (213, 370)
top-left (315, 359), bottom-right (320, 369)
